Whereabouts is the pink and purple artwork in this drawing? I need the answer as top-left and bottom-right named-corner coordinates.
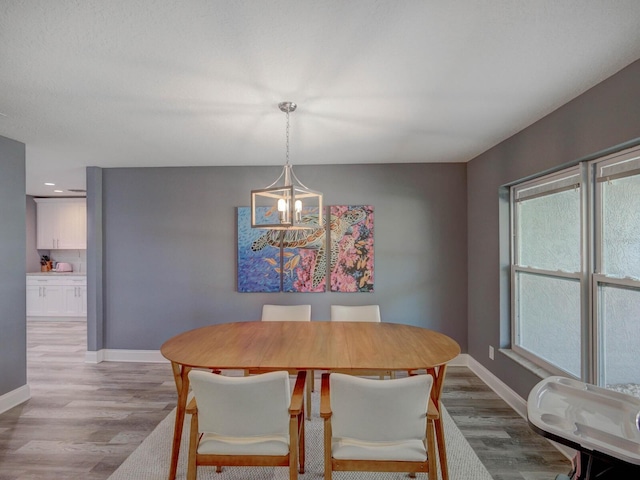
top-left (329, 205), bottom-right (374, 292)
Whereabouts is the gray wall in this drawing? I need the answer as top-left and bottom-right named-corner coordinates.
top-left (25, 196), bottom-right (42, 273)
top-left (467, 59), bottom-right (640, 399)
top-left (99, 163), bottom-right (468, 351)
top-left (0, 135), bottom-right (26, 397)
top-left (86, 167), bottom-right (104, 352)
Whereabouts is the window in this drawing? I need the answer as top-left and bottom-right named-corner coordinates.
top-left (594, 152), bottom-right (640, 388)
top-left (511, 145), bottom-right (640, 388)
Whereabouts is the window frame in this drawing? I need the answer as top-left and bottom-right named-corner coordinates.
top-left (510, 145), bottom-right (640, 384)
top-left (591, 146), bottom-right (640, 386)
top-left (510, 166), bottom-right (585, 379)
top-left (509, 145), bottom-right (640, 385)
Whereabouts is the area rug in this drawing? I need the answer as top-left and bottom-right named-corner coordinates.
top-left (108, 392), bottom-right (493, 480)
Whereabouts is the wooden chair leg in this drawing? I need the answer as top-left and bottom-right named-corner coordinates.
top-left (306, 372), bottom-right (312, 420)
top-left (289, 413), bottom-right (299, 480)
top-left (299, 411), bottom-right (306, 473)
top-left (289, 446), bottom-right (298, 480)
top-left (427, 418), bottom-right (437, 480)
top-left (435, 416), bottom-right (449, 480)
top-left (187, 412), bottom-right (198, 480)
top-left (323, 418), bottom-right (332, 480)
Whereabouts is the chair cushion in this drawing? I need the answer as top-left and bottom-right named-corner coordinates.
top-left (332, 437), bottom-right (427, 462)
top-left (188, 370), bottom-right (291, 437)
top-left (330, 373), bottom-right (432, 442)
top-left (198, 432), bottom-right (290, 456)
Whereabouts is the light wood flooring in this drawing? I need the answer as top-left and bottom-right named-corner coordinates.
top-left (0, 320), bottom-right (571, 479)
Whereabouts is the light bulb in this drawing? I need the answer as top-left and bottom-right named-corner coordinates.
top-left (294, 200), bottom-right (302, 222)
top-left (278, 198), bottom-right (288, 223)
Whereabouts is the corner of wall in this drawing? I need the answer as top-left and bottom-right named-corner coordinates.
top-left (0, 381), bottom-right (30, 415)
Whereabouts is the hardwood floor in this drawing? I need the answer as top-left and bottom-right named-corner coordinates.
top-left (0, 321), bottom-right (176, 480)
top-left (0, 321), bottom-right (571, 479)
top-left (442, 368), bottom-right (570, 480)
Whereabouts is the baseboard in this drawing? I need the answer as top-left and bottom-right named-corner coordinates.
top-left (84, 349), bottom-right (105, 363)
top-left (448, 353), bottom-right (470, 367)
top-left (0, 384), bottom-right (31, 415)
top-left (465, 355), bottom-right (575, 461)
top-left (27, 316), bottom-right (86, 322)
top-left (448, 354), bottom-right (528, 419)
top-left (466, 355), bottom-right (528, 418)
top-left (85, 349), bottom-right (168, 363)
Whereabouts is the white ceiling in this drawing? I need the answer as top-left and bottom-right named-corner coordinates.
top-left (2, 1), bottom-right (640, 197)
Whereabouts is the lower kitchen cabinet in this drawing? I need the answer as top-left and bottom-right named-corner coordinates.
top-left (26, 275), bottom-right (87, 318)
top-left (26, 284), bottom-right (63, 316)
top-left (62, 284), bottom-right (87, 316)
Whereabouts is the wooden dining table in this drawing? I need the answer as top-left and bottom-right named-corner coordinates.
top-left (160, 320), bottom-right (461, 480)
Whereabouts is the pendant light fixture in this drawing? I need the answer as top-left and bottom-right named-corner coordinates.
top-left (251, 102), bottom-right (323, 229)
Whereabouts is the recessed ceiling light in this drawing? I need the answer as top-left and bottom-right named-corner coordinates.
top-left (44, 182), bottom-right (55, 186)
top-left (54, 190), bottom-right (63, 193)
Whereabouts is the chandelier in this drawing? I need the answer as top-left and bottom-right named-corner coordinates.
top-left (250, 102), bottom-right (323, 229)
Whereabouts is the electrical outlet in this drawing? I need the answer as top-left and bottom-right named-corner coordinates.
top-left (489, 345), bottom-right (494, 360)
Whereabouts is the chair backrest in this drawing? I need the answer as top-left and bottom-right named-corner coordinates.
top-left (188, 370), bottom-right (291, 437)
top-left (262, 304), bottom-right (311, 322)
top-left (330, 305), bottom-right (381, 323)
top-left (329, 373), bottom-right (433, 442)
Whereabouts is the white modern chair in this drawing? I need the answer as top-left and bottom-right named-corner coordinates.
top-left (320, 372), bottom-right (436, 480)
top-left (262, 304), bottom-right (312, 322)
top-left (186, 370), bottom-right (306, 480)
top-left (330, 304), bottom-right (381, 323)
top-left (255, 304), bottom-right (313, 418)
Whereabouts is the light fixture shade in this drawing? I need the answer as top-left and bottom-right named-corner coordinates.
top-left (251, 180), bottom-right (323, 230)
top-left (250, 101), bottom-right (323, 230)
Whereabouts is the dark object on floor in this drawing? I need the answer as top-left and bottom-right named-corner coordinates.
top-left (564, 451), bottom-right (640, 479)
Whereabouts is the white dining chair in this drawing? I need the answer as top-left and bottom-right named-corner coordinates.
top-left (187, 370), bottom-right (306, 480)
top-left (330, 304), bottom-right (380, 323)
top-left (262, 304), bottom-right (312, 322)
top-left (320, 372), bottom-right (436, 480)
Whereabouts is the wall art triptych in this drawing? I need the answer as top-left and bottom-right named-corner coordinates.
top-left (237, 205), bottom-right (374, 293)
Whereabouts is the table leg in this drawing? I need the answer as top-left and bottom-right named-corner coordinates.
top-left (168, 362), bottom-right (191, 480)
top-left (428, 364), bottom-right (449, 480)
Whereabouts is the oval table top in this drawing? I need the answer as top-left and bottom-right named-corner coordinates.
top-left (161, 321), bottom-right (461, 372)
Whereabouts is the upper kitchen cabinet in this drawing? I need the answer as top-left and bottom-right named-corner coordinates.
top-left (35, 198), bottom-right (87, 249)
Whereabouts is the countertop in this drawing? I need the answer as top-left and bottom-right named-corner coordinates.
top-left (27, 272), bottom-right (86, 276)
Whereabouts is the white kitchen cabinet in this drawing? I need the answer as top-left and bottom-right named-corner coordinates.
top-left (62, 281), bottom-right (87, 316)
top-left (26, 275), bottom-right (87, 318)
top-left (35, 198), bottom-right (86, 249)
top-left (26, 285), bottom-right (48, 316)
top-left (26, 279), bottom-right (64, 316)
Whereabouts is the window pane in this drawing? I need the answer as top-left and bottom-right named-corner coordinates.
top-left (516, 272), bottom-right (581, 376)
top-left (517, 188), bottom-right (580, 272)
top-left (599, 284), bottom-right (640, 388)
top-left (601, 174), bottom-right (640, 279)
